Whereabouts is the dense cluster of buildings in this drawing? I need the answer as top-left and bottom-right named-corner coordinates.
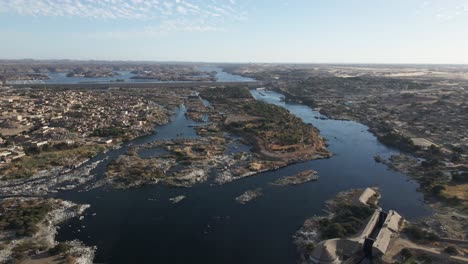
top-left (0, 87), bottom-right (169, 167)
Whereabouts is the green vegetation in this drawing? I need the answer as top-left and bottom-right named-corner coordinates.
top-left (231, 101), bottom-right (317, 147)
top-left (106, 155), bottom-right (165, 186)
top-left (379, 131), bottom-right (418, 152)
top-left (49, 242), bottom-right (72, 255)
top-left (1, 144), bottom-right (106, 180)
top-left (430, 184), bottom-right (446, 196)
top-left (11, 240), bottom-right (48, 263)
top-left (401, 248), bottom-right (413, 259)
top-left (402, 253), bottom-right (433, 264)
top-left (318, 204), bottom-right (374, 239)
top-left (403, 225), bottom-right (439, 242)
top-left (92, 127), bottom-right (125, 137)
top-left (452, 172), bottom-right (468, 183)
top-left (444, 245), bottom-right (458, 255)
top-left (12, 240), bottom-right (46, 252)
top-left (0, 199), bottom-right (52, 237)
top-left (199, 87), bottom-right (326, 158)
top-left (25, 141), bottom-right (82, 155)
top-left (421, 159), bottom-right (440, 168)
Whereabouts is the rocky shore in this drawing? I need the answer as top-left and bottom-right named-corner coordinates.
top-left (293, 188), bottom-right (375, 261)
top-left (271, 170), bottom-right (319, 186)
top-left (0, 198), bottom-right (94, 264)
top-left (0, 160), bottom-right (102, 197)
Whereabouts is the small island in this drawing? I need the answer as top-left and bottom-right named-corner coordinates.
top-left (169, 195), bottom-right (186, 204)
top-left (235, 188), bottom-right (263, 204)
top-left (66, 69), bottom-right (118, 78)
top-left (271, 170), bottom-right (319, 186)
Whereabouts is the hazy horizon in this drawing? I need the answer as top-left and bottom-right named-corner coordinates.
top-left (2, 58), bottom-right (468, 66)
top-left (1, 0), bottom-right (468, 64)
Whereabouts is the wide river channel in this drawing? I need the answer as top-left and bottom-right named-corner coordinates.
top-left (55, 90), bottom-right (431, 264)
top-left (6, 66), bottom-right (255, 84)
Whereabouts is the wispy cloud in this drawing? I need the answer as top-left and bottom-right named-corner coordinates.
top-left (0, 0), bottom-right (248, 36)
top-left (0, 0), bottom-right (243, 20)
top-left (416, 0), bottom-right (468, 21)
top-left (79, 19), bottom-right (224, 39)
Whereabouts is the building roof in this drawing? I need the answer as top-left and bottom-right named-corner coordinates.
top-left (357, 187), bottom-right (379, 206)
top-left (310, 239), bottom-right (362, 264)
top-left (360, 209), bottom-right (381, 239)
top-left (383, 210), bottom-right (402, 233)
top-left (373, 227), bottom-right (393, 255)
top-left (310, 239), bottom-right (340, 264)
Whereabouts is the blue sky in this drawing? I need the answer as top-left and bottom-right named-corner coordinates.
top-left (1, 0), bottom-right (467, 63)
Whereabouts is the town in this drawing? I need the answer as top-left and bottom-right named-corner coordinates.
top-left (0, 86), bottom-right (172, 179)
top-left (0, 62), bottom-right (466, 264)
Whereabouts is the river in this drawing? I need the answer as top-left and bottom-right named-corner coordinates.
top-left (55, 90), bottom-right (431, 264)
top-left (6, 66), bottom-right (254, 84)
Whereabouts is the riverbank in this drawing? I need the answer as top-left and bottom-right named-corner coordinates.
top-left (89, 86), bottom-right (331, 190)
top-left (0, 197), bottom-right (94, 264)
top-left (271, 170), bottom-right (319, 186)
top-left (293, 188), bottom-right (377, 262)
top-left (294, 187), bottom-right (468, 264)
top-left (50, 86), bottom-right (430, 264)
top-left (266, 86), bottom-right (467, 241)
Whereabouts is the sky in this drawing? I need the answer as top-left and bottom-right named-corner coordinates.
top-left (0, 0), bottom-right (467, 64)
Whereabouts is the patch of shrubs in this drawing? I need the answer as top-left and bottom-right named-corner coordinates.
top-left (319, 204), bottom-right (374, 240)
top-left (200, 86), bottom-right (252, 100)
top-left (403, 225), bottom-right (439, 242)
top-left (0, 200), bottom-right (52, 237)
top-left (49, 242), bottom-right (72, 255)
top-left (452, 172), bottom-right (468, 183)
top-left (92, 127), bottom-right (125, 137)
top-left (400, 248), bottom-right (413, 260)
top-left (444, 245), bottom-right (458, 255)
top-left (379, 131), bottom-right (418, 152)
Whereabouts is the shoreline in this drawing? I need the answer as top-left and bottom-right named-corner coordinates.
top-left (271, 88), bottom-right (467, 241)
top-left (0, 198), bottom-right (94, 263)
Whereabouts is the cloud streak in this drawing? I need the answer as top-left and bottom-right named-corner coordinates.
top-left (78, 19), bottom-right (224, 39)
top-left (0, 0), bottom-right (248, 36)
top-left (416, 0), bottom-right (468, 21)
top-left (0, 0), bottom-right (243, 20)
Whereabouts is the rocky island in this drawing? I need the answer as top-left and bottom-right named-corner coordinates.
top-left (95, 86), bottom-right (330, 189)
top-left (235, 188), bottom-right (263, 204)
top-left (271, 170), bottom-right (319, 186)
top-left (66, 69), bottom-right (118, 78)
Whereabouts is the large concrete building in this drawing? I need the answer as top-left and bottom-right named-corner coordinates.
top-left (309, 188), bottom-right (404, 264)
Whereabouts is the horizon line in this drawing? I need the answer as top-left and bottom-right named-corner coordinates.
top-left (1, 58), bottom-right (468, 66)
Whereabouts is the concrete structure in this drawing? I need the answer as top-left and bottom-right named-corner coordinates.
top-left (356, 187), bottom-right (380, 206)
top-left (382, 210), bottom-right (402, 233)
top-left (310, 190), bottom-right (403, 264)
top-left (310, 239), bottom-right (361, 264)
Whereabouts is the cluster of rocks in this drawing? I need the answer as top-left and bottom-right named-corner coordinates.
top-left (0, 160), bottom-right (101, 196)
top-left (169, 195), bottom-right (186, 204)
top-left (0, 198), bottom-right (94, 264)
top-left (235, 188), bottom-right (263, 204)
top-left (271, 170), bottom-right (319, 186)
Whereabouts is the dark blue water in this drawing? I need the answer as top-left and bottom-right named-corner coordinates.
top-left (7, 67), bottom-right (254, 84)
top-left (55, 91), bottom-right (430, 264)
top-left (198, 66), bottom-right (255, 82)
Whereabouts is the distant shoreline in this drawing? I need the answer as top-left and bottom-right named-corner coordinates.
top-left (7, 81), bottom-right (262, 89)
